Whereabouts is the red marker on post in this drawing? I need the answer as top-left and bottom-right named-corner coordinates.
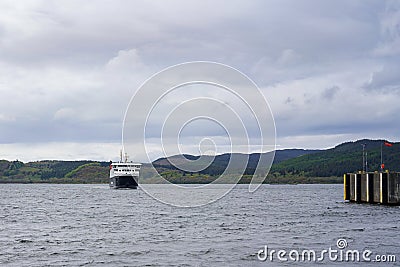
top-left (384, 141), bottom-right (393, 147)
top-left (380, 141), bottom-right (392, 172)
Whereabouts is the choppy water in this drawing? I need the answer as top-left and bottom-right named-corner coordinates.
top-left (0, 184), bottom-right (399, 266)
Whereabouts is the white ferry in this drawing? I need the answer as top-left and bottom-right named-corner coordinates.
top-left (109, 151), bottom-right (141, 189)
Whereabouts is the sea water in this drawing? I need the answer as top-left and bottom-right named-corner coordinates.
top-left (0, 184), bottom-right (399, 266)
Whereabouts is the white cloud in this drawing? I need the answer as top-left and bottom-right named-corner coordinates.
top-left (105, 49), bottom-right (144, 72)
top-left (277, 49), bottom-right (302, 66)
top-left (53, 107), bottom-right (77, 121)
top-left (0, 114), bottom-right (15, 122)
top-left (364, 63), bottom-right (400, 91)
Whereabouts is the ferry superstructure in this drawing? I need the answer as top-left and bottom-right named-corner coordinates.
top-left (109, 152), bottom-right (141, 189)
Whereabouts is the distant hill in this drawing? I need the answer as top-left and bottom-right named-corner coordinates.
top-left (152, 140), bottom-right (400, 178)
top-left (0, 160), bottom-right (109, 183)
top-left (272, 149), bottom-right (321, 163)
top-left (271, 139), bottom-right (400, 177)
top-left (153, 149), bottom-right (318, 165)
top-left (152, 149), bottom-right (319, 176)
top-left (0, 139), bottom-right (398, 184)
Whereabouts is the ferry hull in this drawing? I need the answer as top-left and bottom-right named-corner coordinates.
top-left (110, 176), bottom-right (138, 189)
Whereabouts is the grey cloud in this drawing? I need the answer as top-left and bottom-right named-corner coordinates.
top-left (285, 97), bottom-right (294, 104)
top-left (363, 64), bottom-right (400, 91)
top-left (374, 0), bottom-right (400, 56)
top-left (0, 0), bottom-right (399, 160)
top-left (321, 86), bottom-right (340, 100)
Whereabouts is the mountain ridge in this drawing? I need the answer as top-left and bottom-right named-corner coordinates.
top-left (0, 139), bottom-right (398, 183)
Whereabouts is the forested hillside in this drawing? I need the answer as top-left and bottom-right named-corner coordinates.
top-left (0, 160), bottom-right (109, 183)
top-left (151, 140), bottom-right (399, 181)
top-left (271, 139), bottom-right (400, 176)
top-left (0, 139), bottom-right (398, 184)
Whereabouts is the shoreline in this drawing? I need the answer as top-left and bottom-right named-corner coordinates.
top-left (0, 180), bottom-right (343, 185)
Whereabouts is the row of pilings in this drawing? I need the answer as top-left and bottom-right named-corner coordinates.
top-left (344, 172), bottom-right (400, 205)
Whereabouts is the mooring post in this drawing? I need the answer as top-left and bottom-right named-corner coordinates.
top-left (366, 173), bottom-right (374, 203)
top-left (380, 172), bottom-right (388, 204)
top-left (344, 173), bottom-right (350, 201)
top-left (387, 172), bottom-right (400, 204)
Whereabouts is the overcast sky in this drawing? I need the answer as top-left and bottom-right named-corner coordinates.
top-left (1, 0), bottom-right (399, 162)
